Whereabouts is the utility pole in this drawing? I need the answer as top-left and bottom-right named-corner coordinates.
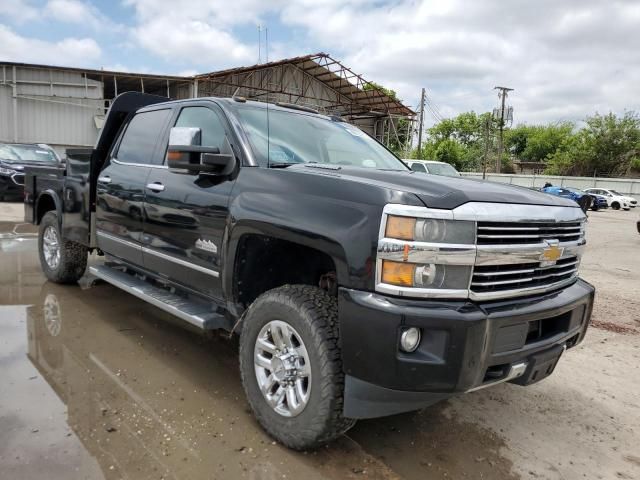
top-left (417, 87), bottom-right (425, 159)
top-left (482, 116), bottom-right (491, 180)
top-left (493, 86), bottom-right (513, 173)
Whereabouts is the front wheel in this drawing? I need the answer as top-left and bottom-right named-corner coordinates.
top-left (38, 211), bottom-right (87, 284)
top-left (239, 285), bottom-right (355, 450)
top-left (592, 204), bottom-right (599, 211)
top-left (612, 201), bottom-right (621, 210)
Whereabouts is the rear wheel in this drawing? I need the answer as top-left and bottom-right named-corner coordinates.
top-left (239, 285), bottom-right (355, 450)
top-left (38, 211), bottom-right (87, 284)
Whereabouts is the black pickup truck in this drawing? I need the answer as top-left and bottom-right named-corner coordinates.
top-left (24, 92), bottom-right (594, 449)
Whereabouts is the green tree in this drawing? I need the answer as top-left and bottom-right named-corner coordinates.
top-left (506, 123), bottom-right (574, 163)
top-left (546, 112), bottom-right (640, 176)
top-left (416, 111), bottom-right (494, 171)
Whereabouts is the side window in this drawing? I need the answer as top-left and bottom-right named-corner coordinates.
top-left (116, 109), bottom-right (171, 165)
top-left (175, 107), bottom-right (226, 148)
top-left (411, 162), bottom-right (427, 172)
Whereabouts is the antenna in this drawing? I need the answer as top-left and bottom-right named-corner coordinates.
top-left (265, 27), bottom-right (269, 63)
top-left (257, 24), bottom-right (262, 64)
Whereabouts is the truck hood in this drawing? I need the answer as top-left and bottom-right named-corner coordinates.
top-left (288, 165), bottom-right (578, 209)
top-left (0, 159), bottom-right (53, 169)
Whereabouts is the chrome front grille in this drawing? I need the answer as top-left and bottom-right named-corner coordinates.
top-left (471, 218), bottom-right (586, 300)
top-left (471, 256), bottom-right (579, 294)
top-left (477, 221), bottom-right (583, 245)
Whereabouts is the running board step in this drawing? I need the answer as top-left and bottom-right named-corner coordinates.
top-left (88, 265), bottom-right (225, 330)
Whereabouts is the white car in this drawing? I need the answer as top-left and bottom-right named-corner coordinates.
top-left (403, 159), bottom-right (461, 177)
top-left (584, 188), bottom-right (637, 210)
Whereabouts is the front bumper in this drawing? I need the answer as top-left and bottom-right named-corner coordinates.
top-left (339, 279), bottom-right (594, 418)
top-left (0, 173), bottom-right (25, 196)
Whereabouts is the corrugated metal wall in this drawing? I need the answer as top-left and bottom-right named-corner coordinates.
top-left (0, 65), bottom-right (104, 155)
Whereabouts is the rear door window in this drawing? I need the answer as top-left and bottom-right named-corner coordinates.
top-left (116, 109), bottom-right (172, 165)
top-left (410, 162), bottom-right (427, 172)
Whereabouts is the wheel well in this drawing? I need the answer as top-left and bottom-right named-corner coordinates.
top-left (36, 194), bottom-right (57, 224)
top-left (234, 235), bottom-right (337, 308)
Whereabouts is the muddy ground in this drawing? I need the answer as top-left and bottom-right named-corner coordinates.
top-left (1, 203), bottom-right (638, 480)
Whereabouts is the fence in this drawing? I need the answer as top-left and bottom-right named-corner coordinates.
top-left (461, 173), bottom-right (640, 196)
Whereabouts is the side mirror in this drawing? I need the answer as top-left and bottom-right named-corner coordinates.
top-left (167, 127), bottom-right (235, 175)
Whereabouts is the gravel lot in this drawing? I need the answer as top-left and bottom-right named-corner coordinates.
top-left (0, 202), bottom-right (638, 480)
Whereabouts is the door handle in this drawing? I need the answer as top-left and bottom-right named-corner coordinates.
top-left (146, 182), bottom-right (165, 192)
top-left (98, 176), bottom-right (111, 184)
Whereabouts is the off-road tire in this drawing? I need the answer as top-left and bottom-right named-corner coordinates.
top-left (38, 211), bottom-right (87, 284)
top-left (612, 201), bottom-right (620, 210)
top-left (239, 284), bottom-right (356, 450)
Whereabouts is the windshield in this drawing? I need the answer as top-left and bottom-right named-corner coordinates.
top-left (425, 163), bottom-right (460, 177)
top-left (0, 144), bottom-right (58, 163)
top-left (609, 190), bottom-right (622, 196)
top-left (232, 105), bottom-right (407, 170)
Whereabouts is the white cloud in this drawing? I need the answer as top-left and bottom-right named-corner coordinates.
top-left (44, 0), bottom-right (121, 31)
top-left (0, 0), bottom-right (38, 23)
top-left (124, 0), bottom-right (275, 68)
top-left (0, 24), bottom-right (102, 66)
top-left (276, 0), bottom-right (640, 125)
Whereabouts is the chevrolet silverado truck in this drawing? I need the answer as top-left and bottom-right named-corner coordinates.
top-left (24, 92), bottom-right (595, 450)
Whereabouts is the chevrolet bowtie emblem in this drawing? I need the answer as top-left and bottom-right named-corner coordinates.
top-left (540, 240), bottom-right (563, 266)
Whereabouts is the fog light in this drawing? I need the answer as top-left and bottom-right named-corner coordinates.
top-left (400, 327), bottom-right (421, 352)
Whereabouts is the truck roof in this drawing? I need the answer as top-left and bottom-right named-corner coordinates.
top-left (138, 96), bottom-right (333, 120)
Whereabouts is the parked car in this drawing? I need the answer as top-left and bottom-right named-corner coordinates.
top-left (584, 188), bottom-right (637, 210)
top-left (541, 186), bottom-right (593, 212)
top-left (585, 191), bottom-right (609, 211)
top-left (403, 159), bottom-right (461, 177)
top-left (0, 143), bottom-right (62, 200)
top-left (24, 92), bottom-right (594, 450)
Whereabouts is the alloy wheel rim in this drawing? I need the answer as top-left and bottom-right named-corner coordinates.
top-left (42, 226), bottom-right (60, 270)
top-left (254, 320), bottom-right (312, 417)
top-left (43, 293), bottom-right (62, 337)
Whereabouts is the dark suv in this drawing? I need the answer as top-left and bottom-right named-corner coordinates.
top-left (0, 143), bottom-right (61, 200)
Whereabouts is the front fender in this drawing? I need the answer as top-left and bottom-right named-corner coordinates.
top-left (224, 190), bottom-right (366, 293)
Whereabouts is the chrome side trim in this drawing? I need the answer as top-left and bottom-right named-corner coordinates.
top-left (141, 246), bottom-right (220, 278)
top-left (96, 230), bottom-right (219, 278)
top-left (97, 230), bottom-right (141, 251)
top-left (466, 362), bottom-right (528, 393)
top-left (112, 158), bottom-right (168, 169)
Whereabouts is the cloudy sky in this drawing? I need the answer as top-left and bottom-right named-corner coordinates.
top-left (1, 0), bottom-right (638, 125)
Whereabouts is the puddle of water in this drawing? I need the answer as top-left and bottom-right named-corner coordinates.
top-left (0, 305), bottom-right (106, 480)
top-left (0, 226), bottom-right (518, 480)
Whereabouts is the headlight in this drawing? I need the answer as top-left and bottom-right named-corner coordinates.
top-left (381, 260), bottom-right (472, 289)
top-left (386, 215), bottom-right (475, 243)
top-left (376, 205), bottom-right (477, 298)
top-left (0, 166), bottom-right (16, 175)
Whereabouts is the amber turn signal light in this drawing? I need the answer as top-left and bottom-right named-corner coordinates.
top-left (385, 215), bottom-right (416, 240)
top-left (381, 260), bottom-right (416, 287)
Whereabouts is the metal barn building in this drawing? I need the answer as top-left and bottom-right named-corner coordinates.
top-left (0, 54), bottom-right (414, 157)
